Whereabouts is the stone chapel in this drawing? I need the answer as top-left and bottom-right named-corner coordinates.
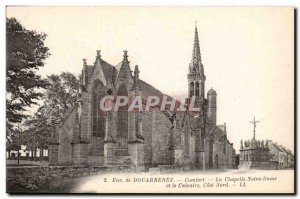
top-left (48, 26), bottom-right (236, 170)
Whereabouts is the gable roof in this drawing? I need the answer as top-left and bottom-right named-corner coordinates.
top-left (272, 143), bottom-right (284, 152)
top-left (209, 126), bottom-right (225, 141)
top-left (102, 60), bottom-right (119, 82)
top-left (279, 145), bottom-right (289, 154)
top-left (86, 58), bottom-right (184, 124)
top-left (85, 60), bottom-right (119, 84)
top-left (102, 59), bottom-right (172, 105)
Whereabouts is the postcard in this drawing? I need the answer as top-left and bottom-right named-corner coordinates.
top-left (6, 6), bottom-right (295, 194)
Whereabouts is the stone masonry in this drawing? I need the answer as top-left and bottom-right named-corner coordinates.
top-left (48, 25), bottom-right (236, 170)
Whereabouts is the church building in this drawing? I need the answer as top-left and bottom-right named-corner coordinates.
top-left (48, 26), bottom-right (236, 170)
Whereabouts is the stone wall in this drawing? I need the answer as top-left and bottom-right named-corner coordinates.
top-left (239, 161), bottom-right (278, 170)
top-left (48, 145), bottom-right (59, 165)
top-left (7, 165), bottom-right (138, 191)
top-left (54, 108), bottom-right (77, 165)
top-left (142, 109), bottom-right (173, 166)
top-left (142, 111), bottom-right (153, 165)
top-left (203, 138), bottom-right (235, 169)
top-left (151, 109), bottom-right (173, 165)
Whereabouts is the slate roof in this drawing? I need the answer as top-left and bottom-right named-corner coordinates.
top-left (272, 143), bottom-right (284, 152)
top-left (279, 146), bottom-right (289, 154)
top-left (85, 58), bottom-right (200, 126)
top-left (208, 126), bottom-right (227, 141)
top-left (88, 59), bottom-right (163, 99)
top-left (86, 58), bottom-right (174, 110)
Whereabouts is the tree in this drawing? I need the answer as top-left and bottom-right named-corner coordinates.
top-left (6, 17), bottom-right (50, 128)
top-left (6, 128), bottom-right (21, 159)
top-left (23, 105), bottom-right (52, 162)
top-left (43, 72), bottom-right (80, 122)
top-left (6, 123), bottom-right (24, 164)
top-left (21, 72), bottom-right (80, 161)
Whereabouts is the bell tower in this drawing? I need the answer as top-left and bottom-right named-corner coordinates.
top-left (187, 25), bottom-right (206, 107)
top-left (189, 24), bottom-right (207, 170)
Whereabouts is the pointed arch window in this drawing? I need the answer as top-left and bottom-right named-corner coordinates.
top-left (184, 127), bottom-right (190, 156)
top-left (190, 82), bottom-right (194, 97)
top-left (223, 140), bottom-right (227, 154)
top-left (193, 67), bottom-right (197, 73)
top-left (195, 81), bottom-right (200, 96)
top-left (92, 80), bottom-right (106, 138)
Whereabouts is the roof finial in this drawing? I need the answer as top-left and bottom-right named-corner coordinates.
top-left (134, 65), bottom-right (140, 82)
top-left (96, 50), bottom-right (101, 59)
top-left (133, 65), bottom-right (141, 90)
top-left (123, 50), bottom-right (128, 58)
top-left (82, 58), bottom-right (87, 66)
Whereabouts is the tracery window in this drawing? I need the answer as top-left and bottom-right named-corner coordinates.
top-left (190, 82), bottom-right (194, 97)
top-left (195, 81), bottom-right (199, 96)
top-left (92, 80), bottom-right (106, 138)
top-left (222, 135), bottom-right (227, 154)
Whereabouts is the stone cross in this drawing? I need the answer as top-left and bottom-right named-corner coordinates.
top-left (250, 116), bottom-right (260, 140)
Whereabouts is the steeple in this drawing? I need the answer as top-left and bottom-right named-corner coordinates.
top-left (190, 24), bottom-right (204, 77)
top-left (187, 24), bottom-right (206, 102)
top-left (192, 25), bottom-right (201, 65)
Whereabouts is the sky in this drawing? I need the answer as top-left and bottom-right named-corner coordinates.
top-left (6, 7), bottom-right (294, 153)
